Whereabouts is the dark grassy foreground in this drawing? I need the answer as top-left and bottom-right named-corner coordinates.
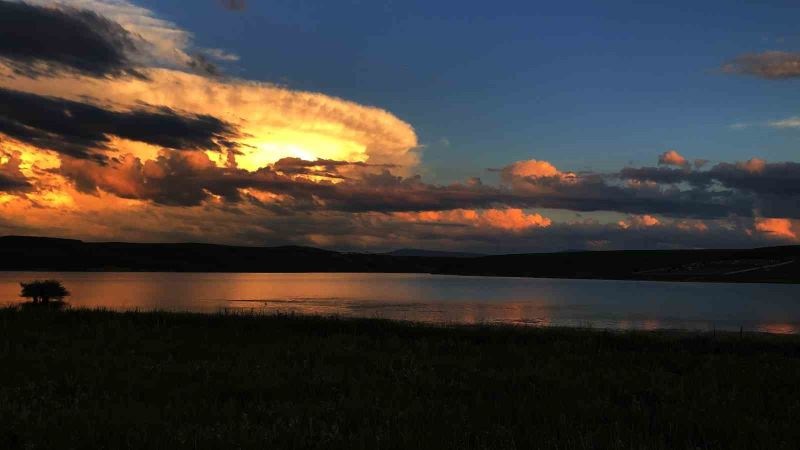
top-left (2, 309), bottom-right (800, 449)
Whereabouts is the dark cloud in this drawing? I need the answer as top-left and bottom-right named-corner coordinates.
top-left (621, 159), bottom-right (800, 198)
top-left (618, 166), bottom-right (711, 186)
top-left (620, 159), bottom-right (800, 218)
top-left (219, 0), bottom-right (246, 11)
top-left (709, 160), bottom-right (800, 196)
top-left (501, 170), bottom-right (749, 219)
top-left (56, 150), bottom-right (756, 220)
top-left (187, 53), bottom-right (220, 77)
top-left (0, 87), bottom-right (239, 162)
top-left (59, 151), bottom-right (315, 206)
top-left (57, 151), bottom-right (499, 209)
top-left (271, 157), bottom-right (396, 179)
top-left (14, 150), bottom-right (800, 252)
top-left (0, 150), bottom-right (31, 192)
top-left (722, 51), bottom-right (800, 79)
top-left (708, 160), bottom-right (800, 218)
top-left (0, 172), bottom-right (27, 191)
top-left (0, 1), bottom-right (143, 78)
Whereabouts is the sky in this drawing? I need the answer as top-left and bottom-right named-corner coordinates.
top-left (1, 0), bottom-right (799, 252)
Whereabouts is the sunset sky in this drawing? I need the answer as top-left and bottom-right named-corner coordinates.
top-left (1, 0), bottom-right (799, 252)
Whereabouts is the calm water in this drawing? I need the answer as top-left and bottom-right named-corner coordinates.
top-left (1, 272), bottom-right (799, 334)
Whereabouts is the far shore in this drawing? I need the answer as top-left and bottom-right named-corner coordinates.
top-left (2, 236), bottom-right (800, 284)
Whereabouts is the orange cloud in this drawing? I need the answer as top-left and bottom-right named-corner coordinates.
top-left (737, 158), bottom-right (766, 174)
top-left (755, 218), bottom-right (797, 241)
top-left (498, 159), bottom-right (576, 191)
top-left (722, 51), bottom-right (800, 79)
top-left (0, 67), bottom-right (419, 172)
top-left (618, 215), bottom-right (660, 230)
top-left (658, 150), bottom-right (689, 168)
top-left (504, 160), bottom-right (561, 178)
top-left (676, 220), bottom-right (709, 232)
top-left (394, 208), bottom-right (551, 231)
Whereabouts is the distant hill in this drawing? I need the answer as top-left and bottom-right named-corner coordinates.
top-left (1, 236), bottom-right (799, 283)
top-left (383, 249), bottom-right (484, 258)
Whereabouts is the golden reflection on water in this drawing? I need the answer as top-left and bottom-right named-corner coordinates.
top-left (1, 272), bottom-right (799, 334)
top-left (757, 323), bottom-right (800, 335)
top-left (641, 320), bottom-right (660, 331)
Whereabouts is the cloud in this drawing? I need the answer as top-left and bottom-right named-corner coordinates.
top-left (0, 0), bottom-right (143, 78)
top-left (58, 151), bottom-right (402, 207)
top-left (494, 159), bottom-right (576, 187)
top-left (219, 0), bottom-right (246, 11)
top-left (618, 214), bottom-right (660, 230)
top-left (754, 218), bottom-right (797, 241)
top-left (59, 150), bottom-right (250, 206)
top-left (722, 51), bottom-right (800, 79)
top-left (0, 87), bottom-right (239, 162)
top-left (768, 117), bottom-right (800, 128)
top-left (619, 166), bottom-right (710, 186)
top-left (32, 142), bottom-right (800, 237)
top-left (393, 208), bottom-right (551, 231)
top-left (658, 150), bottom-right (689, 168)
top-left (271, 157), bottom-right (395, 179)
top-left (0, 68), bottom-right (420, 170)
top-left (0, 165), bottom-right (788, 253)
top-left (0, 0), bottom-right (798, 252)
top-left (504, 161), bottom-right (746, 219)
top-left (676, 220), bottom-right (708, 232)
top-left (501, 159), bottom-right (562, 179)
top-left (0, 150), bottom-right (31, 192)
top-left (18, 0), bottom-right (238, 75)
top-left (621, 158), bottom-right (800, 218)
top-left (296, 213), bottom-right (768, 254)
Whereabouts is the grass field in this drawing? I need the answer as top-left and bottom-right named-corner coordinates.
top-left (1, 308), bottom-right (799, 449)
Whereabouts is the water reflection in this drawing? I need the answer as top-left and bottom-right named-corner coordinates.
top-left (756, 323), bottom-right (800, 335)
top-left (1, 272), bottom-right (799, 334)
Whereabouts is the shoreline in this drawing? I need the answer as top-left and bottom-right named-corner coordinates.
top-left (3, 305), bottom-right (798, 337)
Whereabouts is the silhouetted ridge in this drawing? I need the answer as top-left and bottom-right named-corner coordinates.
top-left (0, 235), bottom-right (82, 248)
top-left (384, 249), bottom-right (484, 258)
top-left (1, 236), bottom-right (799, 283)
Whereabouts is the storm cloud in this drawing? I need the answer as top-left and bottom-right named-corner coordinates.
top-left (0, 151), bottom-right (31, 192)
top-left (54, 150), bottom-right (763, 221)
top-left (0, 1), bottom-right (143, 78)
top-left (0, 87), bottom-right (239, 161)
top-left (620, 159), bottom-right (800, 218)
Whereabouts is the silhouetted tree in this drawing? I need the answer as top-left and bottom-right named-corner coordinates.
top-left (20, 280), bottom-right (70, 304)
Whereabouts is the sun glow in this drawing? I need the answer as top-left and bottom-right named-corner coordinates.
top-left (0, 68), bottom-right (416, 173)
top-left (237, 130), bottom-right (368, 171)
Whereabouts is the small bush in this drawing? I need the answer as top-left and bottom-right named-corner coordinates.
top-left (19, 280), bottom-right (70, 305)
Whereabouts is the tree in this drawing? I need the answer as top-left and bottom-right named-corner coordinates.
top-left (20, 280), bottom-right (70, 304)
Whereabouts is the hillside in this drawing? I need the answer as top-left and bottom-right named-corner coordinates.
top-left (1, 236), bottom-right (799, 283)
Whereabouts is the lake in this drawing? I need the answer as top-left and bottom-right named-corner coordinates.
top-left (1, 271), bottom-right (799, 333)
